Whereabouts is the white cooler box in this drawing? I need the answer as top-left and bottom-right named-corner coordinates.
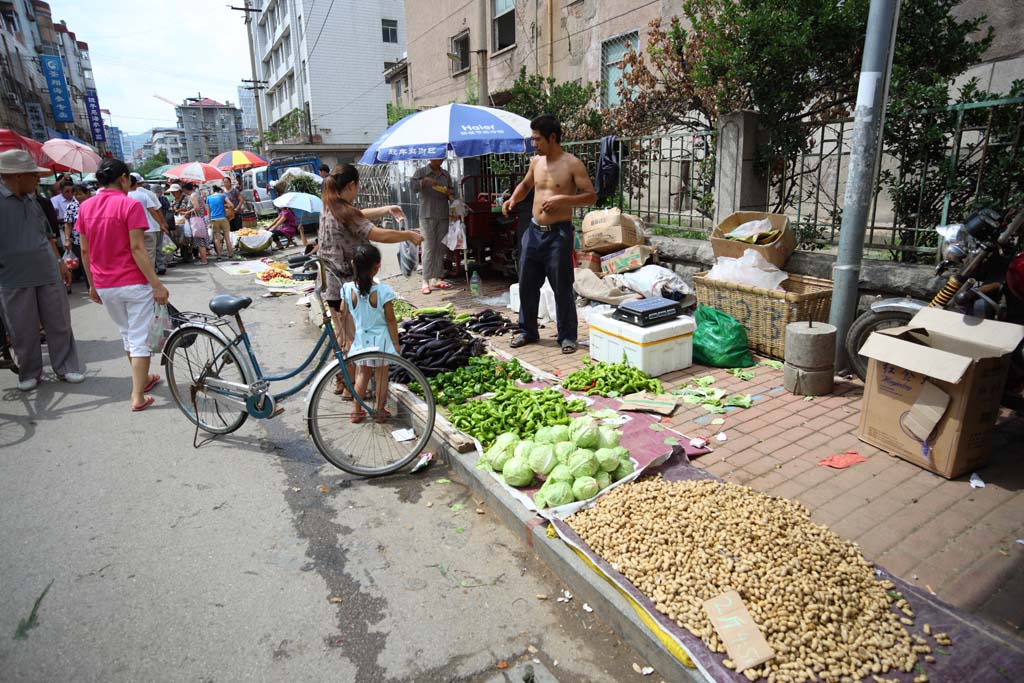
top-left (588, 312), bottom-right (695, 377)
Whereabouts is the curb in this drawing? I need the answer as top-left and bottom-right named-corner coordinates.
top-left (435, 436), bottom-right (706, 683)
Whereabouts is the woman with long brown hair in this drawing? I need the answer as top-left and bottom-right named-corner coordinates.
top-left (319, 163), bottom-right (422, 394)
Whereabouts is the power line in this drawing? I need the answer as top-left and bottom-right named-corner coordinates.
top-left (407, 0), bottom-right (475, 46)
top-left (306, 0), bottom-right (337, 59)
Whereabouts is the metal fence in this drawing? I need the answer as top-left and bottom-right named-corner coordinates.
top-left (774, 95), bottom-right (1024, 262)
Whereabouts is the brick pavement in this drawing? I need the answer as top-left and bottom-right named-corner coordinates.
top-left (392, 273), bottom-right (1024, 642)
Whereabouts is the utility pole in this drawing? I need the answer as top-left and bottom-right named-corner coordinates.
top-left (233, 0), bottom-right (266, 151)
top-left (828, 0), bottom-right (901, 369)
top-left (476, 0), bottom-right (488, 105)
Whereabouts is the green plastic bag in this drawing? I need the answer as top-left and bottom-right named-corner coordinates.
top-left (692, 305), bottom-right (755, 368)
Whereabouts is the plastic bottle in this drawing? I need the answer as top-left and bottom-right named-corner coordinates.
top-left (470, 270), bottom-right (481, 297)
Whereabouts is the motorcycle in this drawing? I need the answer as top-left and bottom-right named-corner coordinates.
top-left (845, 207), bottom-right (1024, 387)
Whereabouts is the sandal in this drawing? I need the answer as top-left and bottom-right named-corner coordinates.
top-left (144, 374), bottom-right (161, 392)
top-left (350, 408), bottom-right (366, 424)
top-left (334, 374), bottom-right (353, 399)
top-left (420, 285), bottom-right (432, 295)
top-left (560, 340), bottom-right (578, 354)
top-left (509, 333), bottom-right (538, 349)
top-left (131, 396), bottom-right (155, 412)
top-left (432, 281), bottom-right (454, 290)
top-left (373, 408), bottom-right (392, 424)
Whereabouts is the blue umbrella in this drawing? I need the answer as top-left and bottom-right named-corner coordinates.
top-left (360, 104), bottom-right (534, 164)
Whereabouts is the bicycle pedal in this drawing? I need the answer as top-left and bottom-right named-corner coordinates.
top-left (269, 406), bottom-right (286, 419)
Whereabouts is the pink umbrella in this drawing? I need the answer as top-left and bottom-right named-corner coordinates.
top-left (164, 161), bottom-right (226, 183)
top-left (41, 138), bottom-right (102, 173)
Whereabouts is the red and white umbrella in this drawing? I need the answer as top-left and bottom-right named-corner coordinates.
top-left (41, 138), bottom-right (102, 173)
top-left (164, 161), bottom-right (226, 182)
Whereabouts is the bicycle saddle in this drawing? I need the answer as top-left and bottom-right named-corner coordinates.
top-left (209, 294), bottom-right (252, 317)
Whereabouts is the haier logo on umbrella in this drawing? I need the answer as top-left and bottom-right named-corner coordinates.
top-left (460, 124), bottom-right (505, 137)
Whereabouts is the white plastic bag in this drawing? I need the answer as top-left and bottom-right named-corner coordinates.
top-left (538, 282), bottom-right (557, 323)
top-left (443, 218), bottom-right (467, 251)
top-left (727, 218), bottom-right (772, 240)
top-left (619, 264), bottom-right (691, 299)
top-left (706, 249), bottom-right (788, 290)
top-left (147, 303), bottom-right (172, 353)
top-left (450, 198), bottom-right (469, 218)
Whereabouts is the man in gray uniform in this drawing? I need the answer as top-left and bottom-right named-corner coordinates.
top-left (0, 150), bottom-right (84, 391)
top-left (411, 158), bottom-right (457, 294)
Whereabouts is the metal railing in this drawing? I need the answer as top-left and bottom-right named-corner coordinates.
top-left (775, 95), bottom-right (1024, 262)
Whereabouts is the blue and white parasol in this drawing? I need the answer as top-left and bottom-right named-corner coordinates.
top-left (360, 104), bottom-right (534, 164)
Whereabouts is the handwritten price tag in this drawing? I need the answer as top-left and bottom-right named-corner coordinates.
top-left (702, 590), bottom-right (775, 672)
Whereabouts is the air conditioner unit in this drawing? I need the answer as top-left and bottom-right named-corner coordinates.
top-left (5, 92), bottom-right (19, 104)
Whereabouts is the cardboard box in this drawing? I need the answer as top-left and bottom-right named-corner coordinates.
top-left (711, 211), bottom-right (796, 268)
top-left (576, 250), bottom-right (603, 275)
top-left (600, 245), bottom-right (656, 275)
top-left (857, 308), bottom-right (1024, 479)
top-left (581, 208), bottom-right (643, 254)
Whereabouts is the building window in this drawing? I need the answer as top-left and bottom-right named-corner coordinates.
top-left (493, 0), bottom-right (515, 52)
top-left (1, 7), bottom-right (20, 33)
top-left (382, 19), bottom-right (398, 44)
top-left (601, 32), bottom-right (638, 108)
top-left (451, 31), bottom-right (470, 75)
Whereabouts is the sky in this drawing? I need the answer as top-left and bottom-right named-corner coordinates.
top-left (48, 0), bottom-right (252, 135)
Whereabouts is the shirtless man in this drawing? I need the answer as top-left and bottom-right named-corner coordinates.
top-left (502, 114), bottom-right (596, 353)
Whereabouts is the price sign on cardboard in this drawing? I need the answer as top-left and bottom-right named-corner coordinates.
top-left (703, 590), bottom-right (775, 672)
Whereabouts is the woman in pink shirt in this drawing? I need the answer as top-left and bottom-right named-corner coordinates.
top-left (77, 159), bottom-right (170, 412)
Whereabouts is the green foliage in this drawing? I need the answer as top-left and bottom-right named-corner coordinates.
top-left (264, 108), bottom-right (307, 144)
top-left (502, 66), bottom-right (605, 141)
top-left (387, 102), bottom-right (417, 125)
top-left (282, 173), bottom-right (320, 196)
top-left (464, 73), bottom-right (479, 106)
top-left (135, 149), bottom-right (168, 177)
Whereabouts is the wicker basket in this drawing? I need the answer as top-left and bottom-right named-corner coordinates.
top-left (692, 272), bottom-right (834, 359)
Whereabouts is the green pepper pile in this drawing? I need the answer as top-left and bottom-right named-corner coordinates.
top-left (448, 386), bottom-right (587, 446)
top-left (409, 355), bottom-right (533, 406)
top-left (561, 355), bottom-right (663, 397)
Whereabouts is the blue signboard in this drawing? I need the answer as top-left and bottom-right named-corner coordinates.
top-left (84, 89), bottom-right (105, 142)
top-left (40, 55), bottom-right (74, 123)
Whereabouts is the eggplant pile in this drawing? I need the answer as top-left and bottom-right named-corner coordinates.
top-left (466, 309), bottom-right (518, 337)
top-left (392, 312), bottom-right (487, 382)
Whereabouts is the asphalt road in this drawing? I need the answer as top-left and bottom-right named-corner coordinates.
top-left (0, 250), bottom-right (649, 683)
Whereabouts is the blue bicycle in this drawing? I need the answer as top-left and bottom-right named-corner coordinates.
top-left (162, 256), bottom-right (436, 476)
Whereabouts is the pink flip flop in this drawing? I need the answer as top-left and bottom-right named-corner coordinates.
top-left (131, 396), bottom-right (155, 412)
top-left (432, 281), bottom-right (454, 290)
top-left (144, 374), bottom-right (161, 392)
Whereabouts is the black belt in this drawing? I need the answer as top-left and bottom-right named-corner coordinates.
top-left (531, 219), bottom-right (572, 233)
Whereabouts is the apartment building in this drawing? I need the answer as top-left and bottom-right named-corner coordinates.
top-left (149, 127), bottom-right (189, 166)
top-left (246, 0), bottom-right (405, 167)
top-left (0, 1), bottom-right (103, 145)
top-left (175, 97), bottom-right (245, 162)
top-left (402, 0), bottom-right (665, 110)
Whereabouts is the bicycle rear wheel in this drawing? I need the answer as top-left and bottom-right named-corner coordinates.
top-left (165, 327), bottom-right (250, 434)
top-left (307, 352), bottom-right (436, 476)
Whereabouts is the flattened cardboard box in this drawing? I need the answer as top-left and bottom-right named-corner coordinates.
top-left (857, 307), bottom-right (1024, 479)
top-left (711, 211), bottom-right (796, 268)
top-left (581, 208), bottom-right (643, 254)
top-left (576, 250), bottom-right (603, 275)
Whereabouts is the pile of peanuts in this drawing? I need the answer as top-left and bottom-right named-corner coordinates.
top-left (567, 478), bottom-right (950, 683)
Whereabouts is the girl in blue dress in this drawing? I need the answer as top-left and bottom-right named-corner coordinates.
top-left (343, 244), bottom-right (400, 423)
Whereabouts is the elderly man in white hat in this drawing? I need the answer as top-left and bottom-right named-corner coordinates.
top-left (0, 149), bottom-right (84, 390)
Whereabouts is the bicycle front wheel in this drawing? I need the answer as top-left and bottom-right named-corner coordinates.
top-left (165, 327), bottom-right (250, 435)
top-left (308, 352), bottom-right (436, 476)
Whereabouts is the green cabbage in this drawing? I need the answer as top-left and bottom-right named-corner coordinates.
top-left (572, 476), bottom-right (600, 501)
top-left (568, 449), bottom-right (598, 478)
top-left (528, 444), bottom-right (557, 476)
top-left (502, 456), bottom-right (534, 487)
top-left (533, 426), bottom-right (554, 444)
top-left (570, 417), bottom-right (601, 449)
top-left (543, 481), bottom-right (575, 507)
top-left (492, 432), bottom-right (520, 451)
top-left (549, 425), bottom-right (570, 442)
top-left (554, 442), bottom-right (575, 463)
top-left (595, 470), bottom-right (612, 489)
top-left (597, 426), bottom-right (621, 449)
top-left (610, 446), bottom-right (629, 461)
top-left (513, 440), bottom-right (535, 461)
top-left (594, 447), bottom-right (621, 472)
top-left (613, 457), bottom-right (635, 481)
top-left (533, 490), bottom-right (547, 509)
top-left (547, 464), bottom-right (574, 484)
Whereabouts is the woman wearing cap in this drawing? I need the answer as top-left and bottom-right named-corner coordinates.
top-left (319, 164), bottom-right (422, 394)
top-left (76, 158), bottom-right (170, 412)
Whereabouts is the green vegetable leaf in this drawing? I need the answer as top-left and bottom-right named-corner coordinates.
top-left (711, 418), bottom-right (726, 425)
top-left (588, 408), bottom-right (619, 419)
top-left (727, 368), bottom-right (756, 380)
top-left (455, 527), bottom-right (465, 534)
top-left (804, 395), bottom-right (816, 401)
top-left (664, 436), bottom-right (679, 446)
top-left (437, 478), bottom-right (452, 484)
top-left (681, 393), bottom-right (705, 404)
top-left (648, 423), bottom-right (666, 432)
top-left (703, 404), bottom-right (727, 414)
top-left (724, 394), bottom-right (753, 408)
top-left (606, 390), bottom-right (620, 398)
top-left (760, 360), bottom-right (784, 370)
top-left (693, 375), bottom-right (716, 387)
top-left (450, 502), bottom-right (466, 512)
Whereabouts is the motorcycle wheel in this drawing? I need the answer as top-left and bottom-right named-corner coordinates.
top-left (845, 310), bottom-right (914, 381)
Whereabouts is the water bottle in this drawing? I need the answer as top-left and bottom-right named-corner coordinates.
top-left (470, 271), bottom-right (481, 297)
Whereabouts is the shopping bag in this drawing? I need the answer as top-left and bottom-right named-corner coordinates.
top-left (147, 303), bottom-right (173, 353)
top-left (189, 216), bottom-right (208, 240)
top-left (692, 305), bottom-right (755, 368)
top-left (443, 219), bottom-right (466, 251)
